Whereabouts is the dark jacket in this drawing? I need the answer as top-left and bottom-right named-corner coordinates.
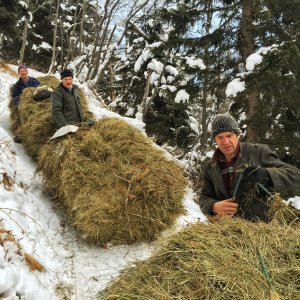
top-left (51, 83), bottom-right (85, 128)
top-left (200, 142), bottom-right (300, 220)
top-left (12, 77), bottom-right (40, 105)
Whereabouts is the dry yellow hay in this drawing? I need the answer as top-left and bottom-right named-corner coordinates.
top-left (9, 73), bottom-right (187, 244)
top-left (25, 253), bottom-right (45, 272)
top-left (100, 217), bottom-right (300, 300)
top-left (10, 75), bottom-right (89, 159)
top-left (8, 100), bottom-right (20, 135)
top-left (38, 117), bottom-right (187, 244)
top-left (267, 193), bottom-right (300, 224)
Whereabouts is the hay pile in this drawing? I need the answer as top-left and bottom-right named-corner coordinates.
top-left (100, 217), bottom-right (300, 300)
top-left (38, 118), bottom-right (186, 244)
top-left (13, 75), bottom-right (89, 159)
top-left (8, 74), bottom-right (187, 245)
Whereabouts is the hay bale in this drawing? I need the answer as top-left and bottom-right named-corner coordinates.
top-left (8, 99), bottom-right (20, 135)
top-left (100, 218), bottom-right (300, 300)
top-left (11, 75), bottom-right (89, 159)
top-left (16, 86), bottom-right (55, 159)
top-left (9, 75), bottom-right (187, 244)
top-left (38, 117), bottom-right (186, 244)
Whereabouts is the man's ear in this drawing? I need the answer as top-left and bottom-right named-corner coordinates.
top-left (237, 134), bottom-right (240, 140)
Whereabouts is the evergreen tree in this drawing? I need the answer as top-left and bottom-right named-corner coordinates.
top-left (0, 0), bottom-right (23, 60)
top-left (230, 40), bottom-right (300, 166)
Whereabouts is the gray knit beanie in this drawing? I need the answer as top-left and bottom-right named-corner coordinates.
top-left (211, 114), bottom-right (241, 138)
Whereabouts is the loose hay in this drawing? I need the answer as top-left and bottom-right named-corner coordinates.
top-left (100, 218), bottom-right (300, 300)
top-left (38, 118), bottom-right (187, 244)
top-left (267, 193), bottom-right (300, 224)
top-left (11, 75), bottom-right (89, 159)
top-left (8, 74), bottom-right (187, 244)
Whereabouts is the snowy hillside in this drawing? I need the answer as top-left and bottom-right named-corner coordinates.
top-left (0, 65), bottom-right (205, 299)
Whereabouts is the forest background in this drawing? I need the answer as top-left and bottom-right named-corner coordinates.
top-left (1, 0), bottom-right (299, 186)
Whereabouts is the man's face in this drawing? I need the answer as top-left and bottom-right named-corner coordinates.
top-left (62, 76), bottom-right (73, 89)
top-left (18, 68), bottom-right (29, 81)
top-left (215, 131), bottom-right (240, 159)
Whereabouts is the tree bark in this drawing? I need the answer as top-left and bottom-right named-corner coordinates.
top-left (48, 0), bottom-right (60, 73)
top-left (241, 0), bottom-right (258, 141)
top-left (19, 0), bottom-right (30, 64)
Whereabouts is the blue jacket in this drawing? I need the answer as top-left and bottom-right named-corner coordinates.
top-left (12, 77), bottom-right (40, 105)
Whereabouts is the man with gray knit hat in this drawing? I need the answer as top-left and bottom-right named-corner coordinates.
top-left (199, 113), bottom-right (300, 221)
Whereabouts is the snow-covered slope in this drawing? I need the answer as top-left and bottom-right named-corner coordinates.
top-left (0, 64), bottom-right (205, 299)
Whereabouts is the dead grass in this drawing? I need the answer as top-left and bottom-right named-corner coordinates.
top-left (100, 217), bottom-right (300, 300)
top-left (38, 118), bottom-right (187, 244)
top-left (0, 228), bottom-right (45, 272)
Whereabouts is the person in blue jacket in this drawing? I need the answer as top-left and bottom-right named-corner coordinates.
top-left (12, 65), bottom-right (40, 106)
top-left (11, 65), bottom-right (40, 142)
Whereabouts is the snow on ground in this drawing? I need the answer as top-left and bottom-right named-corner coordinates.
top-left (0, 64), bottom-right (205, 299)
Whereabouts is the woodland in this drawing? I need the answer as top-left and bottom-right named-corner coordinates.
top-left (0, 0), bottom-right (299, 175)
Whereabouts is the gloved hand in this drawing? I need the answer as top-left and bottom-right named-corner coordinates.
top-left (238, 166), bottom-right (272, 195)
top-left (235, 166), bottom-right (272, 221)
top-left (242, 166), bottom-right (270, 184)
top-left (86, 119), bottom-right (97, 126)
top-left (80, 120), bottom-right (97, 127)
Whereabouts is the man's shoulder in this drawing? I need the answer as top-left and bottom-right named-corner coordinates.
top-left (241, 142), bottom-right (270, 152)
top-left (52, 84), bottom-right (65, 95)
top-left (205, 156), bottom-right (218, 170)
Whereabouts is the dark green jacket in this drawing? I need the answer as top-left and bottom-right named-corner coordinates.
top-left (200, 142), bottom-right (300, 220)
top-left (51, 83), bottom-right (84, 128)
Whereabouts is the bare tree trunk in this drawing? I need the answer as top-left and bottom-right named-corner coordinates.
top-left (199, 0), bottom-right (213, 150)
top-left (109, 62), bottom-right (116, 101)
top-left (89, 0), bottom-right (121, 80)
top-left (48, 0), bottom-right (60, 73)
top-left (65, 0), bottom-right (81, 66)
top-left (92, 0), bottom-right (152, 85)
top-left (141, 70), bottom-right (153, 116)
top-left (121, 67), bottom-right (128, 94)
top-left (86, 0), bottom-right (110, 80)
top-left (241, 0), bottom-right (257, 141)
top-left (60, 17), bottom-right (64, 70)
top-left (19, 0), bottom-right (30, 64)
top-left (19, 18), bottom-right (29, 65)
top-left (140, 48), bottom-right (170, 119)
top-left (94, 24), bottom-right (117, 84)
top-left (79, 0), bottom-right (87, 53)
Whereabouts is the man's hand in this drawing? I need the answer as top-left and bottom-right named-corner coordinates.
top-left (242, 166), bottom-right (270, 184)
top-left (212, 199), bottom-right (238, 216)
top-left (238, 166), bottom-right (272, 195)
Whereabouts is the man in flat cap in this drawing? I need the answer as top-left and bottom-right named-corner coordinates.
top-left (51, 69), bottom-right (85, 129)
top-left (199, 113), bottom-right (300, 221)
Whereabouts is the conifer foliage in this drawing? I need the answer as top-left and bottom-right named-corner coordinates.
top-left (0, 0), bottom-right (299, 164)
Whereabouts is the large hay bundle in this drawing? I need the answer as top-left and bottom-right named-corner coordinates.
top-left (13, 75), bottom-right (89, 159)
top-left (38, 117), bottom-right (186, 244)
top-left (100, 217), bottom-right (300, 300)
